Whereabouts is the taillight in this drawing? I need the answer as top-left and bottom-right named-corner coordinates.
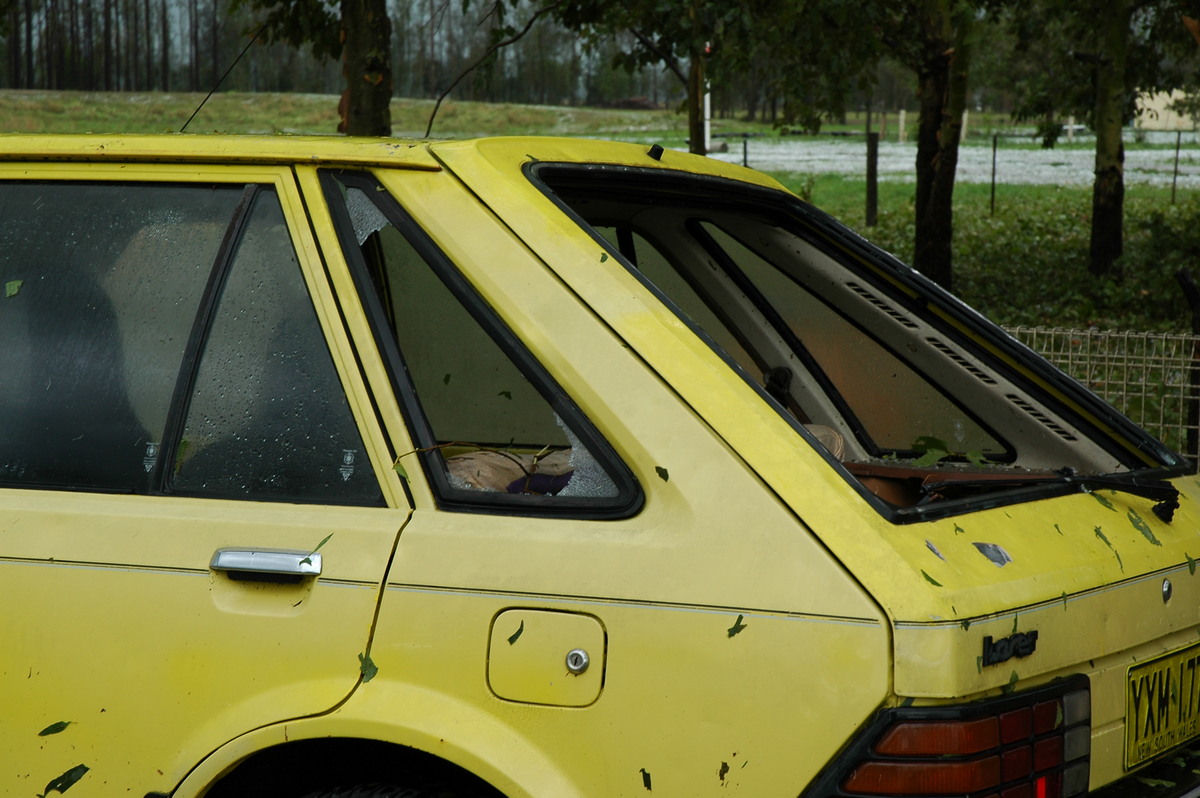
top-left (803, 677), bottom-right (1090, 798)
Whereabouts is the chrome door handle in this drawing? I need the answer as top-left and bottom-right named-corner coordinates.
top-left (210, 547), bottom-right (322, 579)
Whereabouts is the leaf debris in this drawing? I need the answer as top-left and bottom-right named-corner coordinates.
top-left (37, 721), bottom-right (71, 737)
top-left (38, 764), bottom-right (88, 797)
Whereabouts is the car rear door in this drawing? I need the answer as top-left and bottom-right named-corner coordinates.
top-left (0, 162), bottom-right (409, 796)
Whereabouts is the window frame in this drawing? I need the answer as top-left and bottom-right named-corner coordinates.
top-left (0, 165), bottom-right (391, 506)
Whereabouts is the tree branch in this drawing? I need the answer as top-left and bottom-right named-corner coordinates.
top-left (628, 26), bottom-right (686, 85)
top-left (425, 0), bottom-right (565, 137)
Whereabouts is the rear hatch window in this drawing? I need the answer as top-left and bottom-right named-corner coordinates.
top-left (532, 165), bottom-right (1188, 522)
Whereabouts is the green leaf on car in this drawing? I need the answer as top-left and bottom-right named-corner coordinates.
top-left (37, 721), bottom-right (72, 736)
top-left (5, 279), bottom-right (22, 298)
top-left (358, 651), bottom-right (378, 683)
top-left (300, 533), bottom-right (333, 566)
top-left (912, 436), bottom-right (948, 452)
top-left (655, 466), bottom-right (669, 482)
top-left (911, 448), bottom-right (949, 467)
top-left (1128, 509), bottom-right (1161, 546)
top-left (38, 764), bottom-right (88, 797)
top-left (727, 614), bottom-right (747, 637)
top-left (1088, 489), bottom-right (1115, 511)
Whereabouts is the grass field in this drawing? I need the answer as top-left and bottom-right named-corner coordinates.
top-left (3, 88), bottom-right (1198, 333)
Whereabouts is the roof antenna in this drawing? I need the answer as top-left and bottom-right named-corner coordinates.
top-left (181, 21), bottom-right (268, 133)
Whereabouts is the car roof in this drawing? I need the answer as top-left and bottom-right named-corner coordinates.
top-left (0, 133), bottom-right (784, 190)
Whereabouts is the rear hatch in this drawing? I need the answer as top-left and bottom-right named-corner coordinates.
top-left (429, 136), bottom-right (1200, 791)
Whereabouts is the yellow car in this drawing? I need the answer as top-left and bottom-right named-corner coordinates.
top-left (0, 134), bottom-right (1196, 798)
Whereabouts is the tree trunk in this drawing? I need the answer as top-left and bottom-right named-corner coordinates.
top-left (1089, 0), bottom-right (1133, 278)
top-left (687, 53), bottom-right (707, 155)
top-left (160, 0), bottom-right (169, 91)
top-left (189, 0), bottom-right (199, 91)
top-left (911, 3), bottom-right (971, 292)
top-left (9, 3), bottom-right (23, 88)
top-left (24, 0), bottom-right (34, 88)
top-left (340, 0), bottom-right (393, 137)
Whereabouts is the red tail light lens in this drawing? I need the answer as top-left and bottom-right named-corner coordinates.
top-left (803, 677), bottom-right (1090, 798)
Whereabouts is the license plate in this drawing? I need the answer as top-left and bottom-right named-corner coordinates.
top-left (1126, 641), bottom-right (1200, 768)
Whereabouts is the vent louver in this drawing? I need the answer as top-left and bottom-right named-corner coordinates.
top-left (925, 338), bottom-right (997, 384)
top-left (1006, 395), bottom-right (1078, 441)
top-left (847, 282), bottom-right (918, 329)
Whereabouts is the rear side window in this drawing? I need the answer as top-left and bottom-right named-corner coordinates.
top-left (0, 179), bottom-right (381, 505)
top-left (0, 182), bottom-right (233, 491)
top-left (323, 171), bottom-right (639, 517)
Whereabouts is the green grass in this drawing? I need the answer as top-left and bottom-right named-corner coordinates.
top-left (0, 88), bottom-right (754, 142)
top-left (773, 174), bottom-right (1200, 332)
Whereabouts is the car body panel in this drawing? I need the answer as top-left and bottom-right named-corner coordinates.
top-left (427, 134), bottom-right (1200, 662)
top-left (0, 157), bottom-right (410, 795)
top-left (0, 134), bottom-right (1196, 797)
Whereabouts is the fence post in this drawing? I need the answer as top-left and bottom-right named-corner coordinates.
top-left (1173, 130), bottom-right (1182, 205)
top-left (1175, 267), bottom-right (1200, 457)
top-left (866, 131), bottom-right (879, 227)
top-left (991, 134), bottom-right (998, 216)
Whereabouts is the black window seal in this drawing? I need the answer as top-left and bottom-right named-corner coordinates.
top-left (319, 169), bottom-right (643, 520)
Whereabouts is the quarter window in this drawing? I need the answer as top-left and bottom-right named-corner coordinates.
top-left (324, 172), bottom-right (639, 516)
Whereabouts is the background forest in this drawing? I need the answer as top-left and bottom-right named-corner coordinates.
top-left (0, 0), bottom-right (683, 107)
top-left (1, 0), bottom-right (1200, 334)
top-left (0, 0), bottom-right (1134, 120)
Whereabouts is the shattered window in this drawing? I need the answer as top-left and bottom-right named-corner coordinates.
top-left (325, 173), bottom-right (638, 516)
top-left (536, 166), bottom-right (1173, 521)
top-left (696, 221), bottom-right (1004, 457)
top-left (0, 182), bottom-right (236, 491)
top-left (172, 188), bottom-right (382, 504)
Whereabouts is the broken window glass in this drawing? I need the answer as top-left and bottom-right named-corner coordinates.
top-left (537, 167), bottom-right (1171, 520)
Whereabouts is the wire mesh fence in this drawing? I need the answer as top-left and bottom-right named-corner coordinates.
top-left (1004, 326), bottom-right (1200, 457)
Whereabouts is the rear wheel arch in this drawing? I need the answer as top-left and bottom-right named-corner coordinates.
top-left (200, 738), bottom-right (505, 798)
top-left (175, 683), bottom-right (583, 798)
